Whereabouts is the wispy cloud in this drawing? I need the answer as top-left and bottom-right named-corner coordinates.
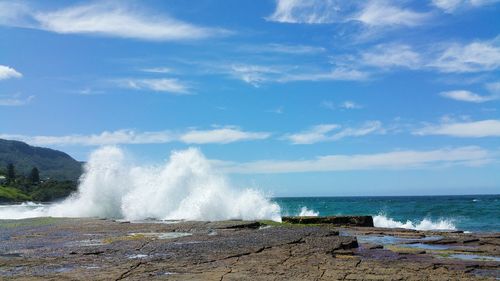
top-left (355, 1), bottom-right (430, 27)
top-left (285, 121), bottom-right (383, 144)
top-left (266, 0), bottom-right (429, 27)
top-left (321, 100), bottom-right (363, 110)
top-left (332, 38), bottom-right (500, 74)
top-left (280, 67), bottom-right (369, 82)
top-left (219, 146), bottom-right (492, 174)
top-left (0, 94), bottom-right (34, 106)
top-left (228, 64), bottom-right (368, 87)
top-left (241, 43), bottom-right (326, 55)
top-left (360, 44), bottom-right (422, 70)
top-left (266, 0), bottom-right (347, 24)
top-left (1, 127), bottom-right (271, 146)
top-left (77, 88), bottom-right (105, 95)
top-left (0, 130), bottom-right (174, 146)
top-left (440, 90), bottom-right (497, 103)
top-left (229, 64), bottom-right (283, 87)
top-left (0, 2), bottom-right (228, 41)
top-left (0, 65), bottom-right (22, 80)
top-left (140, 67), bottom-right (172, 74)
top-left (414, 119), bottom-right (500, 137)
top-left (321, 101), bottom-right (337, 110)
top-left (179, 126), bottom-right (271, 144)
top-left (117, 78), bottom-right (190, 94)
top-left (432, 0), bottom-right (499, 13)
top-left (266, 106), bottom-right (285, 114)
top-left (429, 40), bottom-right (500, 73)
top-left (341, 101), bottom-right (363, 109)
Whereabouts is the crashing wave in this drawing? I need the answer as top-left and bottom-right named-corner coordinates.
top-left (373, 214), bottom-right (456, 231)
top-left (298, 206), bottom-right (319, 216)
top-left (0, 147), bottom-right (281, 222)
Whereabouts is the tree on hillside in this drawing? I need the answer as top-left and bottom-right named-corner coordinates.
top-left (6, 163), bottom-right (15, 184)
top-left (29, 167), bottom-right (40, 185)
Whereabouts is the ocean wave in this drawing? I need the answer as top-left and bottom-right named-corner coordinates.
top-left (0, 147), bottom-right (281, 222)
top-left (298, 206), bottom-right (319, 216)
top-left (373, 214), bottom-right (456, 231)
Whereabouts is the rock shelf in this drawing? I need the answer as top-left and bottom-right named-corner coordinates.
top-left (0, 217), bottom-right (498, 280)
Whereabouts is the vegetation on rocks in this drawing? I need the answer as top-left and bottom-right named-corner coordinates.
top-left (0, 139), bottom-right (82, 203)
top-left (0, 163), bottom-right (78, 203)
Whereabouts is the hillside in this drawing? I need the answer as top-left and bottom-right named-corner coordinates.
top-left (0, 139), bottom-right (82, 180)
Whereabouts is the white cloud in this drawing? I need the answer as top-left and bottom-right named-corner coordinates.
top-left (341, 101), bottom-right (363, 109)
top-left (429, 40), bottom-right (500, 73)
top-left (243, 43), bottom-right (326, 55)
top-left (219, 146), bottom-right (492, 174)
top-left (286, 121), bottom-right (383, 144)
top-left (266, 0), bottom-right (347, 24)
top-left (229, 65), bottom-right (282, 87)
top-left (0, 2), bottom-right (227, 41)
top-left (0, 65), bottom-right (22, 80)
top-left (286, 124), bottom-right (340, 144)
top-left (321, 100), bottom-right (362, 110)
top-left (266, 0), bottom-right (428, 27)
top-left (1, 127), bottom-right (271, 146)
top-left (118, 78), bottom-right (189, 94)
top-left (0, 94), bottom-right (34, 106)
top-left (280, 67), bottom-right (369, 82)
top-left (0, 130), bottom-right (174, 146)
top-left (414, 120), bottom-right (500, 137)
top-left (432, 0), bottom-right (499, 13)
top-left (180, 127), bottom-right (271, 144)
top-left (332, 38), bottom-right (500, 74)
top-left (361, 44), bottom-right (422, 69)
top-left (228, 64), bottom-right (368, 87)
top-left (355, 1), bottom-right (430, 27)
top-left (140, 67), bottom-right (172, 74)
top-left (440, 90), bottom-right (497, 103)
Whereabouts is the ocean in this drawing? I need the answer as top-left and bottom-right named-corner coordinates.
top-left (276, 194), bottom-right (500, 232)
top-left (0, 148), bottom-right (498, 233)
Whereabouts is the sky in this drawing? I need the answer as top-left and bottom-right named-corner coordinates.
top-left (0, 0), bottom-right (499, 196)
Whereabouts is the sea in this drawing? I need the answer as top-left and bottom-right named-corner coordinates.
top-left (0, 148), bottom-right (498, 233)
top-left (276, 194), bottom-right (500, 232)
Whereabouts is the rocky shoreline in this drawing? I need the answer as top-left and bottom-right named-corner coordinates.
top-left (0, 217), bottom-right (498, 280)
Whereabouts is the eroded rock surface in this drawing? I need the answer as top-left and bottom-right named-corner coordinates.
top-left (0, 218), bottom-right (498, 280)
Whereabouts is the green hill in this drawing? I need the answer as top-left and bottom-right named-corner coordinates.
top-left (0, 139), bottom-right (83, 181)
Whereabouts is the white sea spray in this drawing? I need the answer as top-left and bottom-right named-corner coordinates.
top-left (0, 147), bottom-right (282, 222)
top-left (373, 214), bottom-right (456, 231)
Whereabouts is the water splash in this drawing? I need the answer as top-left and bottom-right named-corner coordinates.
top-left (373, 214), bottom-right (456, 231)
top-left (0, 147), bottom-right (282, 222)
top-left (298, 206), bottom-right (319, 216)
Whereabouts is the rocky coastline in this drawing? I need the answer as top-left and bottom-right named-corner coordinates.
top-left (0, 216), bottom-right (498, 280)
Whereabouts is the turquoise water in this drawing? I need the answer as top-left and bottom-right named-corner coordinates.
top-left (275, 195), bottom-right (500, 232)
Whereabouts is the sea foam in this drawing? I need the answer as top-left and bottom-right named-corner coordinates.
top-left (373, 214), bottom-right (456, 231)
top-left (0, 147), bottom-right (282, 222)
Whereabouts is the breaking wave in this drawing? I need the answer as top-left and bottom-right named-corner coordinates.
top-left (0, 147), bottom-right (281, 222)
top-left (373, 214), bottom-right (456, 231)
top-left (298, 206), bottom-right (319, 216)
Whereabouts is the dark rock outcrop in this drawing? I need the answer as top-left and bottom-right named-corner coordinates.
top-left (282, 215), bottom-right (374, 227)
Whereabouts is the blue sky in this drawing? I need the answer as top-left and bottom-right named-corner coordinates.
top-left (0, 0), bottom-right (499, 196)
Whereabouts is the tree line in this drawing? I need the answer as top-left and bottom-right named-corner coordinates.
top-left (4, 163), bottom-right (40, 186)
top-left (1, 163), bottom-right (77, 202)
